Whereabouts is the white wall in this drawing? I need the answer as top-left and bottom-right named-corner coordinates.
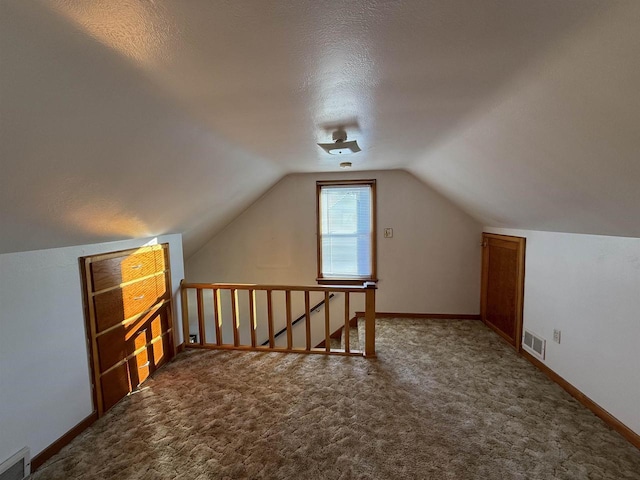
top-left (0, 234), bottom-right (185, 463)
top-left (485, 227), bottom-right (640, 436)
top-left (186, 170), bottom-right (482, 318)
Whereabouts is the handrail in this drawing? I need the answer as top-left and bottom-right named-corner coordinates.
top-left (181, 282), bottom-right (371, 293)
top-left (180, 280), bottom-right (376, 357)
top-left (263, 293), bottom-right (335, 346)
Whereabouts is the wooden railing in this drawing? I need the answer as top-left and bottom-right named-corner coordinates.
top-left (264, 293), bottom-right (335, 346)
top-left (180, 281), bottom-right (376, 357)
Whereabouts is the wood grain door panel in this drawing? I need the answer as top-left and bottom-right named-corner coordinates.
top-left (93, 277), bottom-right (159, 333)
top-left (81, 243), bottom-right (174, 416)
top-left (101, 363), bottom-right (131, 412)
top-left (485, 239), bottom-right (518, 341)
top-left (481, 233), bottom-right (525, 349)
top-left (91, 250), bottom-right (158, 291)
top-left (95, 304), bottom-right (170, 373)
top-left (96, 330), bottom-right (128, 374)
top-left (154, 248), bottom-right (168, 273)
top-left (155, 272), bottom-right (170, 301)
top-left (130, 345), bottom-right (150, 386)
top-left (150, 331), bottom-right (173, 371)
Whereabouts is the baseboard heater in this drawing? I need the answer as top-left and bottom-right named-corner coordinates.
top-left (0, 447), bottom-right (30, 480)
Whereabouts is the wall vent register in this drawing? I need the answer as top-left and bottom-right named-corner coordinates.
top-left (522, 329), bottom-right (546, 360)
top-left (0, 447), bottom-right (30, 480)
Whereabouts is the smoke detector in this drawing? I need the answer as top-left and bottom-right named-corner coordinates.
top-left (318, 129), bottom-right (361, 155)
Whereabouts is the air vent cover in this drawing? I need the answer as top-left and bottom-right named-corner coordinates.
top-left (0, 447), bottom-right (30, 480)
top-left (522, 329), bottom-right (546, 360)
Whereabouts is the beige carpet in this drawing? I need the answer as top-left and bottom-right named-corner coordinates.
top-left (33, 319), bottom-right (640, 479)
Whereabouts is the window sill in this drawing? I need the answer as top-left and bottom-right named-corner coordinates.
top-left (316, 278), bottom-right (378, 286)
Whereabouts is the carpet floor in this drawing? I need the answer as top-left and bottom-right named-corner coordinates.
top-left (33, 319), bottom-right (640, 479)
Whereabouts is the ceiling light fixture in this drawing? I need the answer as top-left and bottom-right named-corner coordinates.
top-left (318, 129), bottom-right (361, 155)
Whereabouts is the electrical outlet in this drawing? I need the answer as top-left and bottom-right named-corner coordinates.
top-left (384, 228), bottom-right (393, 238)
top-left (553, 329), bottom-right (561, 344)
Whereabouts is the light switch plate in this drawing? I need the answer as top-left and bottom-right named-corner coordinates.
top-left (384, 228), bottom-right (393, 238)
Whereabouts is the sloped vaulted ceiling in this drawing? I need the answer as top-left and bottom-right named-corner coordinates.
top-left (407, 1), bottom-right (640, 238)
top-left (1, 1), bottom-right (638, 258)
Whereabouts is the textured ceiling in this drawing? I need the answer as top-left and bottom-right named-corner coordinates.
top-left (1, 0), bottom-right (637, 257)
top-left (408, 1), bottom-right (640, 238)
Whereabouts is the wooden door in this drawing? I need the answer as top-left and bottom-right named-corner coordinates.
top-left (481, 233), bottom-right (525, 350)
top-left (80, 244), bottom-right (175, 416)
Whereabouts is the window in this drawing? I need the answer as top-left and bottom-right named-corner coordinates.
top-left (316, 179), bottom-right (377, 284)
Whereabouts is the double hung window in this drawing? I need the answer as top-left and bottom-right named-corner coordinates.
top-left (316, 180), bottom-right (377, 284)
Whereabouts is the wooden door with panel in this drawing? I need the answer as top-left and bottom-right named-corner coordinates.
top-left (480, 233), bottom-right (526, 350)
top-left (81, 243), bottom-right (175, 416)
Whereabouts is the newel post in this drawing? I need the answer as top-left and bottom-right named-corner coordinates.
top-left (364, 282), bottom-right (377, 358)
top-left (180, 280), bottom-right (190, 348)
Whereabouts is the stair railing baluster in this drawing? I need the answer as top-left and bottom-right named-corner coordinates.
top-left (285, 290), bottom-right (293, 350)
top-left (344, 292), bottom-right (350, 354)
top-left (179, 282), bottom-right (375, 357)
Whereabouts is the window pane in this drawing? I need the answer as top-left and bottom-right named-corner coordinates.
top-left (320, 185), bottom-right (372, 278)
